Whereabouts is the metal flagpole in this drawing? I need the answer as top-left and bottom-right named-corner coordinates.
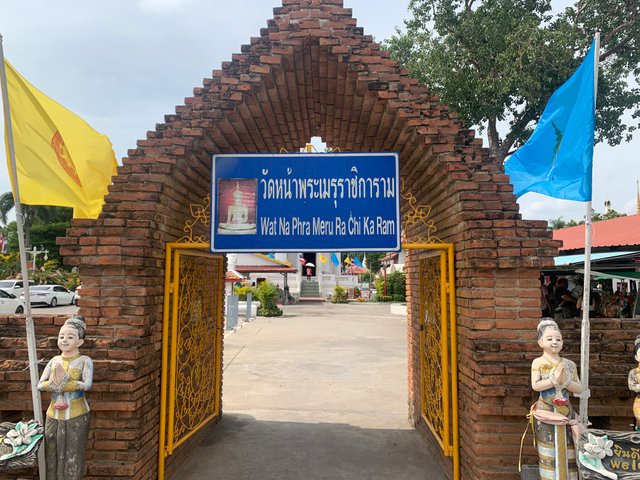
top-left (0, 34), bottom-right (47, 477)
top-left (578, 32), bottom-right (600, 427)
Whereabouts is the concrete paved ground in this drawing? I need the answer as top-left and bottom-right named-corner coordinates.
top-left (173, 302), bottom-right (447, 480)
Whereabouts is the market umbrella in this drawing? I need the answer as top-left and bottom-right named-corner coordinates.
top-left (305, 263), bottom-right (315, 267)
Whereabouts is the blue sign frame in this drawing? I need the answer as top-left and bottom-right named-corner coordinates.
top-left (211, 153), bottom-right (400, 253)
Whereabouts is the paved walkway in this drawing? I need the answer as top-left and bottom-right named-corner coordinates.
top-left (173, 302), bottom-right (447, 480)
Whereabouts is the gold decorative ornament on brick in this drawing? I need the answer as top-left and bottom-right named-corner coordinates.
top-left (177, 194), bottom-right (211, 243)
top-left (401, 177), bottom-right (442, 245)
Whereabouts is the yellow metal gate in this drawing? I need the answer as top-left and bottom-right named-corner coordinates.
top-left (404, 243), bottom-right (459, 480)
top-left (158, 243), bottom-right (224, 480)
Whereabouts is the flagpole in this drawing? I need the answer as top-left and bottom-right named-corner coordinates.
top-left (0, 34), bottom-right (46, 477)
top-left (579, 32), bottom-right (600, 427)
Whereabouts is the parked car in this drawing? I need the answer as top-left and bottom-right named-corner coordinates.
top-left (0, 279), bottom-right (36, 298)
top-left (0, 289), bottom-right (26, 314)
top-left (21, 285), bottom-right (76, 307)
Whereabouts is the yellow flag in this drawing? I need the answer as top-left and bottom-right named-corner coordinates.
top-left (3, 59), bottom-right (117, 218)
top-left (344, 256), bottom-right (352, 265)
top-left (319, 254), bottom-right (328, 264)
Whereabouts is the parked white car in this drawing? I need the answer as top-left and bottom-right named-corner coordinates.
top-left (0, 289), bottom-right (26, 314)
top-left (21, 285), bottom-right (76, 307)
top-left (0, 279), bottom-right (36, 298)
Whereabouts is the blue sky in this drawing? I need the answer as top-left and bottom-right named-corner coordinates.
top-left (1, 0), bottom-right (638, 223)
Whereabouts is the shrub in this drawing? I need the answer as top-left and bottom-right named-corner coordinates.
top-left (233, 285), bottom-right (253, 301)
top-left (359, 272), bottom-right (375, 283)
top-left (374, 271), bottom-right (406, 302)
top-left (0, 255), bottom-right (80, 290)
top-left (331, 285), bottom-right (348, 303)
top-left (30, 260), bottom-right (80, 290)
top-left (0, 253), bottom-right (20, 280)
top-left (374, 276), bottom-right (384, 296)
top-left (253, 281), bottom-right (283, 317)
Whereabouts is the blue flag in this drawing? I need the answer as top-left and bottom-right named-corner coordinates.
top-left (330, 253), bottom-right (340, 267)
top-left (353, 256), bottom-right (363, 268)
top-left (504, 41), bottom-right (596, 202)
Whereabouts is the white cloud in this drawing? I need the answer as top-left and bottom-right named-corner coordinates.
top-left (137, 0), bottom-right (192, 14)
top-left (623, 197), bottom-right (638, 215)
top-left (518, 195), bottom-right (587, 223)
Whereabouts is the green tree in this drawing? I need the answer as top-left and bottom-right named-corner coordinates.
top-left (0, 191), bottom-right (72, 249)
top-left (384, 0), bottom-right (640, 162)
top-left (29, 222), bottom-right (75, 265)
top-left (547, 208), bottom-right (626, 229)
top-left (591, 209), bottom-right (627, 222)
top-left (342, 252), bottom-right (385, 274)
top-left (359, 271), bottom-right (375, 283)
top-left (364, 252), bottom-right (385, 274)
top-left (548, 217), bottom-right (567, 230)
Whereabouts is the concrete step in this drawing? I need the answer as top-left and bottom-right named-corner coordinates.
top-left (300, 281), bottom-right (321, 298)
top-left (297, 297), bottom-right (325, 303)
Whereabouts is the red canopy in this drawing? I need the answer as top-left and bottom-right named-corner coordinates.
top-left (344, 264), bottom-right (367, 274)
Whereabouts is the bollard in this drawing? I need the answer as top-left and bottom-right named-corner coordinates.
top-left (227, 294), bottom-right (239, 330)
top-left (246, 292), bottom-right (252, 321)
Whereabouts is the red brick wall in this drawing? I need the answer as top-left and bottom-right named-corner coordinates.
top-left (0, 2), bottom-right (623, 479)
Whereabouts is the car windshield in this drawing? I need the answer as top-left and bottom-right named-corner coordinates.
top-left (0, 281), bottom-right (15, 288)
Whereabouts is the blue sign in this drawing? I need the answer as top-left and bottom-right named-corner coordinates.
top-left (211, 153), bottom-right (400, 253)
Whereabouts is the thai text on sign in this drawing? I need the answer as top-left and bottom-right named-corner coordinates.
top-left (210, 153), bottom-right (400, 252)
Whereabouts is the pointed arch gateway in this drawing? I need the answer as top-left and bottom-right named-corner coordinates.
top-left (60, 1), bottom-right (557, 479)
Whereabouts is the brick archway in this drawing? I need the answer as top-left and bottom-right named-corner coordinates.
top-left (57, 1), bottom-right (557, 479)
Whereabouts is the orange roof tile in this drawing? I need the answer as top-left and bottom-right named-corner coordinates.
top-left (225, 270), bottom-right (245, 282)
top-left (553, 214), bottom-right (640, 251)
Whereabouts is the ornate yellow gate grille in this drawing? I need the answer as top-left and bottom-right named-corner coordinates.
top-left (404, 243), bottom-right (459, 480)
top-left (158, 243), bottom-right (224, 480)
